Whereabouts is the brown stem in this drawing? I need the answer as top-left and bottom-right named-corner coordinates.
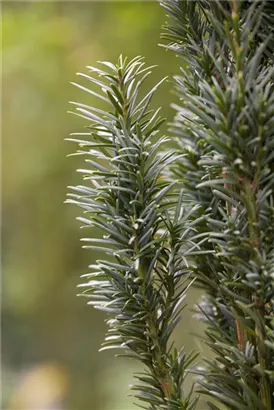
top-left (235, 319), bottom-right (246, 351)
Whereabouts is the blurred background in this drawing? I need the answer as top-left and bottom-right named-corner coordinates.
top-left (2, 2), bottom-right (207, 409)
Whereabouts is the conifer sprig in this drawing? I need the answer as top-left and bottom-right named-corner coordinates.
top-left (67, 56), bottom-right (201, 410)
top-left (161, 1), bottom-right (274, 409)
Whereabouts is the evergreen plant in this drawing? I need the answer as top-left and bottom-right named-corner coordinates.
top-left (67, 1), bottom-right (274, 409)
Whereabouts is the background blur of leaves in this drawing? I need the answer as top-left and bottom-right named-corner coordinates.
top-left (2, 2), bottom-right (206, 409)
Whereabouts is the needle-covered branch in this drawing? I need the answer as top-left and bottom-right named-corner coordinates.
top-left (161, 1), bottom-right (274, 409)
top-left (67, 56), bottom-right (201, 410)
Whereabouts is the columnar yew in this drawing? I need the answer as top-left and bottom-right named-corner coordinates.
top-left (67, 2), bottom-right (274, 409)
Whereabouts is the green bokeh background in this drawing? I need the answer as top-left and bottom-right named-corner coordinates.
top-left (2, 2), bottom-right (207, 409)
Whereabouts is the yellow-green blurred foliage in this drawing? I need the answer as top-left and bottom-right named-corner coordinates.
top-left (2, 2), bottom-right (207, 409)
